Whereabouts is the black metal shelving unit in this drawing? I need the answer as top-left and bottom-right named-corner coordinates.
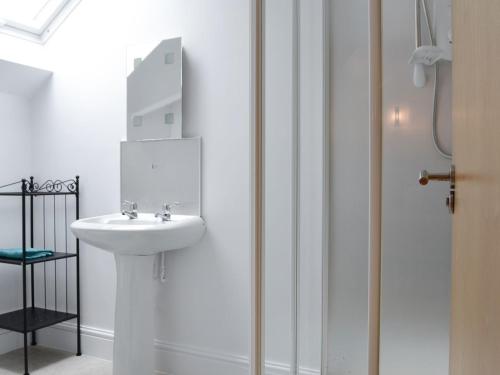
top-left (0, 177), bottom-right (81, 375)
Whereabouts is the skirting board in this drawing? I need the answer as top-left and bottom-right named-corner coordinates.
top-left (0, 323), bottom-right (319, 375)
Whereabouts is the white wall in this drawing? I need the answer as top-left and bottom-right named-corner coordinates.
top-left (0, 92), bottom-right (32, 192)
top-left (0, 1), bottom-right (252, 373)
top-left (0, 92), bottom-right (33, 353)
top-left (0, 92), bottom-right (32, 287)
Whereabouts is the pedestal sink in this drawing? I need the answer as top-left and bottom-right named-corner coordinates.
top-left (70, 213), bottom-right (205, 375)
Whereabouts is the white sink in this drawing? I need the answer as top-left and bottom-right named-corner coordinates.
top-left (70, 213), bottom-right (205, 255)
top-left (70, 212), bottom-right (205, 375)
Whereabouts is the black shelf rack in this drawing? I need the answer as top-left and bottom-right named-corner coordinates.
top-left (0, 177), bottom-right (81, 375)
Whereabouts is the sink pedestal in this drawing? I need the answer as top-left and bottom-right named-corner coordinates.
top-left (70, 213), bottom-right (206, 375)
top-left (113, 254), bottom-right (155, 375)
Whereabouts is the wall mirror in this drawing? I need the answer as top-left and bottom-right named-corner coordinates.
top-left (126, 37), bottom-right (182, 141)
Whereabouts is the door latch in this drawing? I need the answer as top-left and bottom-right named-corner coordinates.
top-left (419, 165), bottom-right (455, 214)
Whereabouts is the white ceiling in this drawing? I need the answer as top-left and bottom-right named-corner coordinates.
top-left (0, 59), bottom-right (52, 98)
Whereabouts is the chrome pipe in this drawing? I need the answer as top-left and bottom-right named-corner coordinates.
top-left (415, 0), bottom-right (421, 48)
top-left (421, 0), bottom-right (435, 45)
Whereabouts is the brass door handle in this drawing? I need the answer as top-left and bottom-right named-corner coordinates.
top-left (419, 165), bottom-right (455, 214)
top-left (419, 166), bottom-right (455, 187)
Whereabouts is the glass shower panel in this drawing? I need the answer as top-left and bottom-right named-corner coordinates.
top-left (263, 1), bottom-right (325, 374)
top-left (263, 0), bottom-right (294, 372)
top-left (327, 0), bottom-right (371, 373)
top-left (380, 1), bottom-right (453, 374)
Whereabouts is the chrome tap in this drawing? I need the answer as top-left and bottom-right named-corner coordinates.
top-left (121, 200), bottom-right (138, 219)
top-left (155, 203), bottom-right (178, 221)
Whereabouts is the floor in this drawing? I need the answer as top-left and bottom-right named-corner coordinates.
top-left (0, 346), bottom-right (111, 374)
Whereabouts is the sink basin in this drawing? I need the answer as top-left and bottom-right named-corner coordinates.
top-left (70, 212), bottom-right (205, 375)
top-left (70, 213), bottom-right (205, 255)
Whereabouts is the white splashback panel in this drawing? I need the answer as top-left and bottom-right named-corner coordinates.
top-left (121, 138), bottom-right (201, 216)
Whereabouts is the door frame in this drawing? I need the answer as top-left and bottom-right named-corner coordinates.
top-left (368, 0), bottom-right (383, 375)
top-left (250, 0), bottom-right (263, 374)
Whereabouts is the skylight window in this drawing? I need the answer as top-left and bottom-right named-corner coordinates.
top-left (0, 0), bottom-right (81, 43)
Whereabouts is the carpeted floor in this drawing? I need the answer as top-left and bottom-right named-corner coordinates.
top-left (0, 346), bottom-right (111, 374)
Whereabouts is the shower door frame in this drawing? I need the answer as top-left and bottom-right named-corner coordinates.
top-left (250, 1), bottom-right (263, 374)
top-left (368, 1), bottom-right (383, 375)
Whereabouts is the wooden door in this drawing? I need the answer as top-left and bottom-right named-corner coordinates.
top-left (450, 1), bottom-right (500, 374)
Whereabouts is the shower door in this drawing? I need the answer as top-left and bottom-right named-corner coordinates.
top-left (262, 0), bottom-right (328, 374)
top-left (380, 0), bottom-right (453, 374)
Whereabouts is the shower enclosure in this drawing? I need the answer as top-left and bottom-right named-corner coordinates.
top-left (380, 1), bottom-right (452, 374)
top-left (257, 0), bottom-right (452, 374)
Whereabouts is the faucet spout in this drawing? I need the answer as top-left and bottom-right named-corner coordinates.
top-left (155, 212), bottom-right (171, 221)
top-left (155, 202), bottom-right (178, 222)
top-left (122, 201), bottom-right (138, 219)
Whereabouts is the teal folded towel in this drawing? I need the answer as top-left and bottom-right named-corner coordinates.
top-left (0, 248), bottom-right (53, 260)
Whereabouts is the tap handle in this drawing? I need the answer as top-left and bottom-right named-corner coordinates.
top-left (122, 200), bottom-right (137, 210)
top-left (162, 202), bottom-right (180, 211)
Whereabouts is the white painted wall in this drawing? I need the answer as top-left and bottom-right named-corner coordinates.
top-left (0, 92), bottom-right (32, 273)
top-left (0, 91), bottom-right (33, 353)
top-left (0, 60), bottom-right (52, 98)
top-left (0, 92), bottom-right (32, 194)
top-left (0, 1), bottom-right (252, 373)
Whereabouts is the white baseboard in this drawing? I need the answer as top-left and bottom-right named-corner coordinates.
top-left (1, 323), bottom-right (320, 375)
top-left (37, 321), bottom-right (114, 360)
